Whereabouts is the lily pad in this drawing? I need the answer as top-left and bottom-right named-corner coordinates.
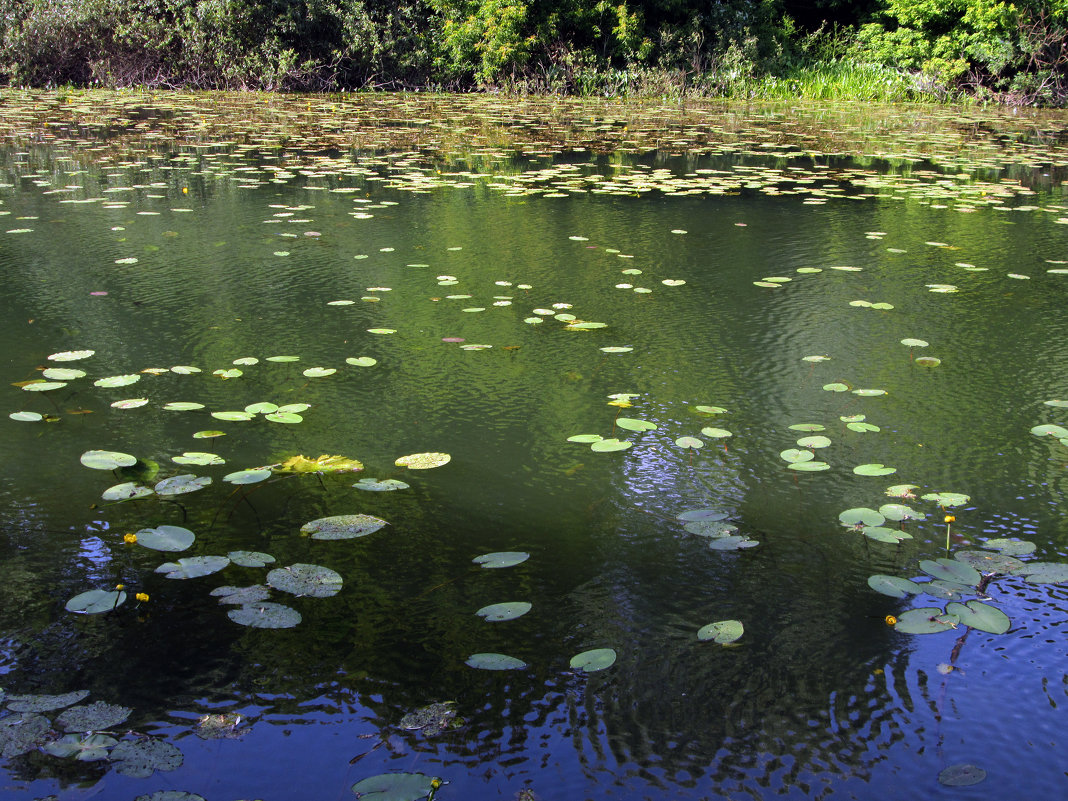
top-left (41, 732), bottom-right (117, 761)
top-left (900, 338), bottom-right (929, 348)
top-left (302, 367), bottom-right (336, 378)
top-left (823, 383), bottom-right (849, 392)
top-left (65, 589), bottom-right (126, 614)
top-left (228, 551), bottom-right (276, 568)
top-left (346, 357), bottom-right (378, 367)
top-left (919, 558), bottom-right (981, 586)
top-left (796, 435), bottom-right (830, 448)
top-left (354, 478), bottom-right (410, 491)
top-left (9, 411), bottom-right (43, 421)
top-left (0, 713), bottom-right (51, 757)
top-left (94, 374), bottom-right (140, 388)
top-left (1020, 562), bottom-right (1068, 584)
top-left (163, 402), bottom-right (206, 411)
top-left (894, 607), bottom-right (960, 634)
top-left (244, 402), bottom-right (279, 414)
top-left (102, 482), bottom-right (154, 502)
top-left (938, 764), bottom-right (986, 787)
top-left (675, 436), bottom-right (703, 449)
top-left (42, 367), bottom-right (86, 380)
top-left (921, 491), bottom-right (970, 507)
top-left (211, 411), bottom-right (254, 422)
top-left (223, 468), bottom-right (272, 484)
top-left (155, 555), bottom-right (230, 579)
top-left (981, 538), bottom-right (1036, 556)
top-left (155, 474), bottom-right (211, 495)
top-left (676, 509), bottom-right (729, 522)
top-left (700, 427), bottom-right (732, 439)
top-left (569, 433), bottom-right (603, 444)
top-left (193, 430), bottom-right (225, 438)
top-left (946, 600), bottom-right (1010, 634)
top-left (265, 412), bottom-right (304, 423)
top-left (134, 792), bottom-right (206, 801)
top-left (780, 448), bottom-right (815, 463)
top-left (172, 451), bottom-right (224, 466)
top-left (465, 652), bottom-right (527, 670)
top-left (394, 452), bottom-right (451, 469)
top-left (476, 601), bottom-right (532, 621)
top-left (267, 563), bottom-right (343, 597)
top-left (211, 585), bottom-right (272, 604)
top-left (301, 514), bottom-right (388, 540)
top-left (847, 422), bottom-right (880, 433)
top-left (56, 701), bottom-right (132, 732)
top-left (110, 738), bottom-right (184, 776)
top-left (697, 620), bottom-right (744, 644)
top-left (48, 350), bottom-right (95, 361)
top-left (854, 463), bottom-right (896, 476)
top-left (80, 450), bottom-right (137, 470)
top-left (879, 503), bottom-right (925, 521)
top-left (473, 552), bottom-right (529, 568)
top-left (228, 602), bottom-right (302, 628)
top-left (683, 519), bottom-right (738, 537)
top-left (569, 648), bottom-right (617, 672)
top-left (867, 575), bottom-right (921, 598)
top-left (616, 418), bottom-right (657, 432)
top-left (920, 580), bottom-right (974, 600)
top-left (694, 406), bottom-right (727, 414)
top-left (839, 508), bottom-right (885, 528)
top-left (787, 461), bottom-right (830, 471)
top-left (591, 438), bottom-right (633, 452)
top-left (1031, 424), bottom-right (1068, 438)
top-left (6, 690), bottom-right (90, 713)
top-left (953, 550), bottom-right (1026, 574)
top-left (708, 535), bottom-right (758, 550)
top-left (351, 772), bottom-right (442, 800)
top-left (863, 527), bottom-right (912, 543)
top-left (136, 525), bottom-right (195, 552)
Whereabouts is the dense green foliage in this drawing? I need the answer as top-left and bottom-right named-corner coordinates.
top-left (0, 0), bottom-right (1066, 102)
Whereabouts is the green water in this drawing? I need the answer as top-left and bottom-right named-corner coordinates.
top-left (1, 94), bottom-right (1067, 801)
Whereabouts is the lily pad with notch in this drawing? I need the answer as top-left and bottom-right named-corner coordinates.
top-left (697, 620), bottom-right (744, 644)
top-left (465, 653), bottom-right (526, 670)
top-left (228, 602), bottom-right (302, 628)
top-left (6, 690), bottom-right (89, 713)
top-left (41, 733), bottom-right (117, 761)
top-left (893, 607), bottom-right (960, 634)
top-left (110, 738), bottom-right (184, 777)
top-left (300, 514), bottom-right (388, 540)
top-left (354, 478), bottom-right (410, 491)
top-left (473, 552), bottom-right (529, 569)
top-left (569, 648), bottom-right (617, 672)
top-left (81, 450), bottom-right (137, 470)
top-left (351, 772), bottom-right (443, 801)
top-left (57, 701), bottom-right (131, 732)
top-left (212, 585), bottom-right (271, 605)
top-left (267, 563), bottom-right (343, 597)
top-left (155, 556), bottom-right (230, 579)
top-left (475, 602), bottom-right (531, 622)
top-left (136, 525), bottom-right (195, 552)
top-left (919, 558), bottom-right (981, 586)
top-left (154, 474), bottom-right (211, 495)
top-left (66, 589), bottom-right (126, 614)
top-left (946, 600), bottom-right (1010, 634)
top-left (228, 551), bottom-right (276, 568)
top-left (867, 575), bottom-right (921, 598)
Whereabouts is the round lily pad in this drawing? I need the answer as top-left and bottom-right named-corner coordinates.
top-left (0, 713), bottom-right (51, 757)
top-left (172, 452), bottom-right (224, 466)
top-left (351, 772), bottom-right (441, 800)
top-left (6, 690), bottom-right (89, 713)
top-left (863, 527), bottom-right (911, 543)
top-left (102, 482), bottom-right (154, 502)
top-left (683, 519), bottom-right (738, 537)
top-left (155, 556), bottom-right (230, 579)
top-left (920, 558), bottom-right (981, 586)
top-left (41, 732), bottom-right (117, 761)
top-left (796, 435), bottom-right (830, 449)
top-left (780, 449), bottom-right (814, 463)
top-left (616, 418), bottom-right (657, 432)
top-left (155, 474), bottom-right (211, 495)
top-left (675, 436), bottom-right (703, 449)
top-left (354, 478), bottom-right (410, 491)
top-left (300, 514), bottom-right (388, 540)
top-left (953, 550), bottom-right (1026, 574)
top-left (708, 535), bottom-right (758, 550)
top-left (228, 602), bottom-right (302, 628)
top-left (981, 538), bottom-right (1036, 556)
top-left (894, 607), bottom-right (960, 634)
top-left (946, 600), bottom-right (1010, 634)
top-left (701, 427), bottom-right (732, 439)
top-left (211, 411), bottom-right (253, 422)
top-left (211, 585), bottom-right (272, 605)
top-left (854, 463), bottom-right (896, 476)
top-left (228, 551), bottom-right (276, 568)
top-left (265, 412), bottom-right (303, 423)
top-left (938, 764), bottom-right (986, 787)
top-left (465, 653), bottom-right (527, 670)
top-left (9, 411), bottom-right (43, 422)
top-left (787, 461), bottom-right (830, 471)
top-left (110, 739), bottom-right (183, 777)
top-left (48, 350), bottom-right (95, 361)
top-left (94, 374), bottom-right (140, 388)
top-left (697, 620), bottom-right (744, 644)
top-left (569, 648), bottom-right (617, 672)
top-left (476, 601), bottom-right (532, 621)
top-left (473, 552), bottom-right (529, 568)
top-left (879, 503), bottom-right (924, 521)
top-left (676, 509), bottom-right (729, 522)
top-left (591, 438), bottom-right (632, 452)
top-left (302, 367), bottom-right (336, 378)
top-left (223, 468), bottom-right (272, 484)
top-left (346, 357), bottom-right (378, 367)
top-left (395, 452), bottom-right (451, 469)
top-left (921, 491), bottom-right (970, 507)
top-left (867, 574), bottom-right (922, 598)
top-left (57, 701), bottom-right (131, 732)
top-left (42, 368), bottom-right (86, 380)
top-left (136, 525), bottom-right (195, 552)
top-left (839, 508), bottom-right (885, 528)
top-left (81, 450), bottom-right (137, 470)
top-left (65, 589), bottom-right (126, 614)
top-left (267, 563), bottom-right (343, 597)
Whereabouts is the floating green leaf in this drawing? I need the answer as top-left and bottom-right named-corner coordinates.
top-left (395, 452), bottom-right (451, 469)
top-left (900, 338), bottom-right (929, 348)
top-left (0, 713), bottom-right (51, 757)
top-left (708, 535), bottom-right (758, 550)
top-left (192, 430), bottom-right (225, 438)
top-left (839, 508), bottom-right (885, 528)
top-left (796, 435), bottom-right (830, 448)
top-left (787, 461), bottom-right (830, 471)
top-left (953, 550), bottom-right (1025, 574)
top-left (57, 701), bottom-right (131, 732)
top-left (946, 600), bottom-right (1010, 634)
top-left (155, 474), bottom-right (211, 495)
top-left (224, 468), bottom-right (272, 484)
top-left (6, 690), bottom-right (89, 713)
top-left (788, 423), bottom-right (825, 431)
top-left (894, 607), bottom-right (960, 634)
top-left (694, 406), bottom-right (727, 414)
top-left (163, 402), bottom-right (205, 411)
top-left (351, 772), bottom-right (441, 801)
top-left (476, 601), bottom-right (531, 621)
top-left (354, 478), bottom-right (411, 491)
top-left (303, 367), bottom-right (336, 378)
top-left (346, 357), bottom-right (378, 367)
top-left (136, 525), bottom-right (195, 552)
top-left (473, 552), bottom-right (529, 568)
top-left (211, 411), bottom-right (253, 422)
top-left (919, 558), bottom-right (981, 586)
top-left (155, 555), bottom-right (230, 579)
top-left (301, 514), bottom-right (388, 540)
top-left (265, 411), bottom-right (303, 423)
top-left (684, 519), bottom-right (738, 537)
top-left (676, 509), bottom-right (729, 522)
top-left (80, 450), bottom-right (137, 470)
top-left (981, 538), bottom-right (1036, 556)
top-left (94, 374), bottom-right (140, 388)
top-left (1020, 562), bottom-right (1068, 584)
top-left (938, 764), bottom-right (986, 787)
top-left (854, 463), bottom-right (896, 476)
top-left (616, 418), bottom-right (657, 432)
top-left (172, 451), bottom-right (224, 466)
top-left (921, 491), bottom-right (970, 507)
top-left (228, 551), bottom-right (276, 567)
top-left (780, 448), bottom-right (814, 463)
top-left (110, 739), bottom-right (183, 777)
top-left (847, 422), bottom-right (880, 433)
top-left (65, 589), bottom-right (126, 614)
top-left (1031, 424), bottom-right (1068, 438)
top-left (48, 350), bottom-right (94, 362)
top-left (244, 402), bottom-right (279, 415)
top-left (465, 652), bottom-right (526, 670)
top-left (700, 427), bottom-right (732, 438)
top-left (675, 436), bottom-right (703, 449)
top-left (823, 383), bottom-right (849, 392)
top-left (228, 602), bottom-right (302, 628)
top-left (867, 575), bottom-right (922, 598)
top-left (591, 438), bottom-right (632, 452)
top-left (212, 585), bottom-right (271, 605)
top-left (9, 411), bottom-right (43, 422)
top-left (569, 648), bottom-right (617, 672)
top-left (863, 527), bottom-right (912, 543)
top-left (42, 368), bottom-right (86, 380)
top-left (879, 503), bottom-right (924, 521)
top-left (267, 563), bottom-right (343, 597)
top-left (102, 482), bottom-right (154, 502)
top-left (697, 620), bottom-right (743, 644)
top-left (41, 733), bottom-right (117, 761)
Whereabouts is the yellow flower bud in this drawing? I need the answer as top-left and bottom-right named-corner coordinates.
top-left (885, 615), bottom-right (897, 626)
top-left (944, 515), bottom-right (955, 523)
top-left (135, 592), bottom-right (149, 602)
top-left (115, 584), bottom-right (125, 590)
top-left (123, 533), bottom-right (138, 544)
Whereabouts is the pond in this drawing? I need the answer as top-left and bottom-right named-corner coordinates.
top-left (1, 91), bottom-right (1067, 801)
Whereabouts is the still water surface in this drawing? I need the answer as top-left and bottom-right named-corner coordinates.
top-left (0, 95), bottom-right (1067, 801)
